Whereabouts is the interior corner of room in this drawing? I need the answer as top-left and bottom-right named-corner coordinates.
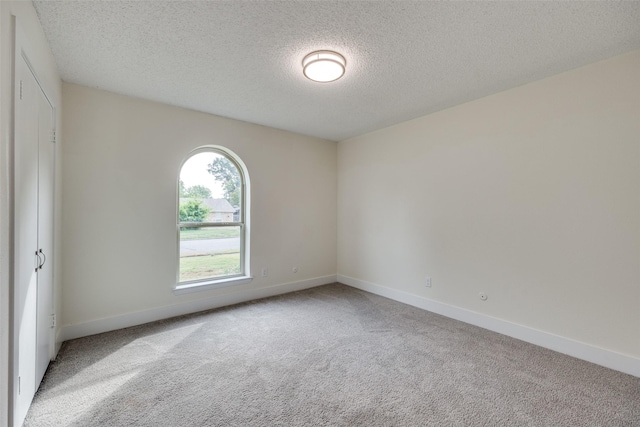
top-left (1, 1), bottom-right (639, 426)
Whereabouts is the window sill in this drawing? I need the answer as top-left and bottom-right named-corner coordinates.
top-left (173, 276), bottom-right (253, 295)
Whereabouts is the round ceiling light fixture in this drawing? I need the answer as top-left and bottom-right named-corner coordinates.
top-left (302, 50), bottom-right (346, 83)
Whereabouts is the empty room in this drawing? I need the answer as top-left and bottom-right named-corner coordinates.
top-left (1, 1), bottom-right (639, 426)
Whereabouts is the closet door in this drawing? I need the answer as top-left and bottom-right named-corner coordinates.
top-left (14, 32), bottom-right (55, 426)
top-left (36, 80), bottom-right (55, 386)
top-left (14, 48), bottom-right (40, 426)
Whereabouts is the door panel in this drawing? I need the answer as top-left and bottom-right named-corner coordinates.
top-left (36, 83), bottom-right (54, 386)
top-left (14, 52), bottom-right (40, 426)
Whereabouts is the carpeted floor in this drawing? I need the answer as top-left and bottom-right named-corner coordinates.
top-left (24, 283), bottom-right (640, 426)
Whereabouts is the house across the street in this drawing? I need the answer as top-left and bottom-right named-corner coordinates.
top-left (180, 198), bottom-right (235, 222)
top-left (203, 198), bottom-right (235, 222)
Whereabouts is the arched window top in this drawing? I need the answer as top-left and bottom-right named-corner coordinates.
top-left (176, 146), bottom-right (250, 291)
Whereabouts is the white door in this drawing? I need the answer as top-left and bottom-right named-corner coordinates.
top-left (36, 73), bottom-right (55, 386)
top-left (14, 36), bottom-right (55, 426)
top-left (14, 48), bottom-right (40, 427)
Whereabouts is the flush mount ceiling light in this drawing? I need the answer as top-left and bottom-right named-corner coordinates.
top-left (302, 50), bottom-right (346, 83)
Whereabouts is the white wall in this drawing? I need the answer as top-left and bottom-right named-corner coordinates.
top-left (0, 2), bottom-right (62, 426)
top-left (61, 83), bottom-right (337, 332)
top-left (338, 50), bottom-right (640, 363)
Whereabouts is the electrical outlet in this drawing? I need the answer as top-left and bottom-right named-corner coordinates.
top-left (425, 277), bottom-right (432, 288)
top-left (261, 268), bottom-right (268, 277)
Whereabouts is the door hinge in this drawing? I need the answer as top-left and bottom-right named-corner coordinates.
top-left (18, 376), bottom-right (21, 394)
top-left (52, 130), bottom-right (56, 144)
top-left (50, 313), bottom-right (56, 328)
top-left (19, 80), bottom-right (23, 100)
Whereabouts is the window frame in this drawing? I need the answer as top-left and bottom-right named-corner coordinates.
top-left (174, 146), bottom-right (251, 294)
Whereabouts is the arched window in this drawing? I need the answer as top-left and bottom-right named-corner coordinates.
top-left (176, 147), bottom-right (249, 290)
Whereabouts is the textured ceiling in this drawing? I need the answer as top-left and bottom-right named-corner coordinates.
top-left (33, 1), bottom-right (640, 142)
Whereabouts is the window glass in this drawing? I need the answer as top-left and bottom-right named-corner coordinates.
top-left (178, 150), bottom-right (244, 283)
top-left (179, 225), bottom-right (241, 282)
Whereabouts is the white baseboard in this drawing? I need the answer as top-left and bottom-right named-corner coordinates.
top-left (338, 274), bottom-right (640, 378)
top-left (60, 275), bottom-right (336, 342)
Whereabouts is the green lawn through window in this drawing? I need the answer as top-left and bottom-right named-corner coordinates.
top-left (180, 227), bottom-right (240, 240)
top-left (179, 251), bottom-right (241, 281)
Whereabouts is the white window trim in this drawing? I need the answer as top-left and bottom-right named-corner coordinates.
top-left (173, 275), bottom-right (253, 295)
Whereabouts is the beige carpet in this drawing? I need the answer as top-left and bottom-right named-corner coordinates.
top-left (25, 283), bottom-right (640, 426)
